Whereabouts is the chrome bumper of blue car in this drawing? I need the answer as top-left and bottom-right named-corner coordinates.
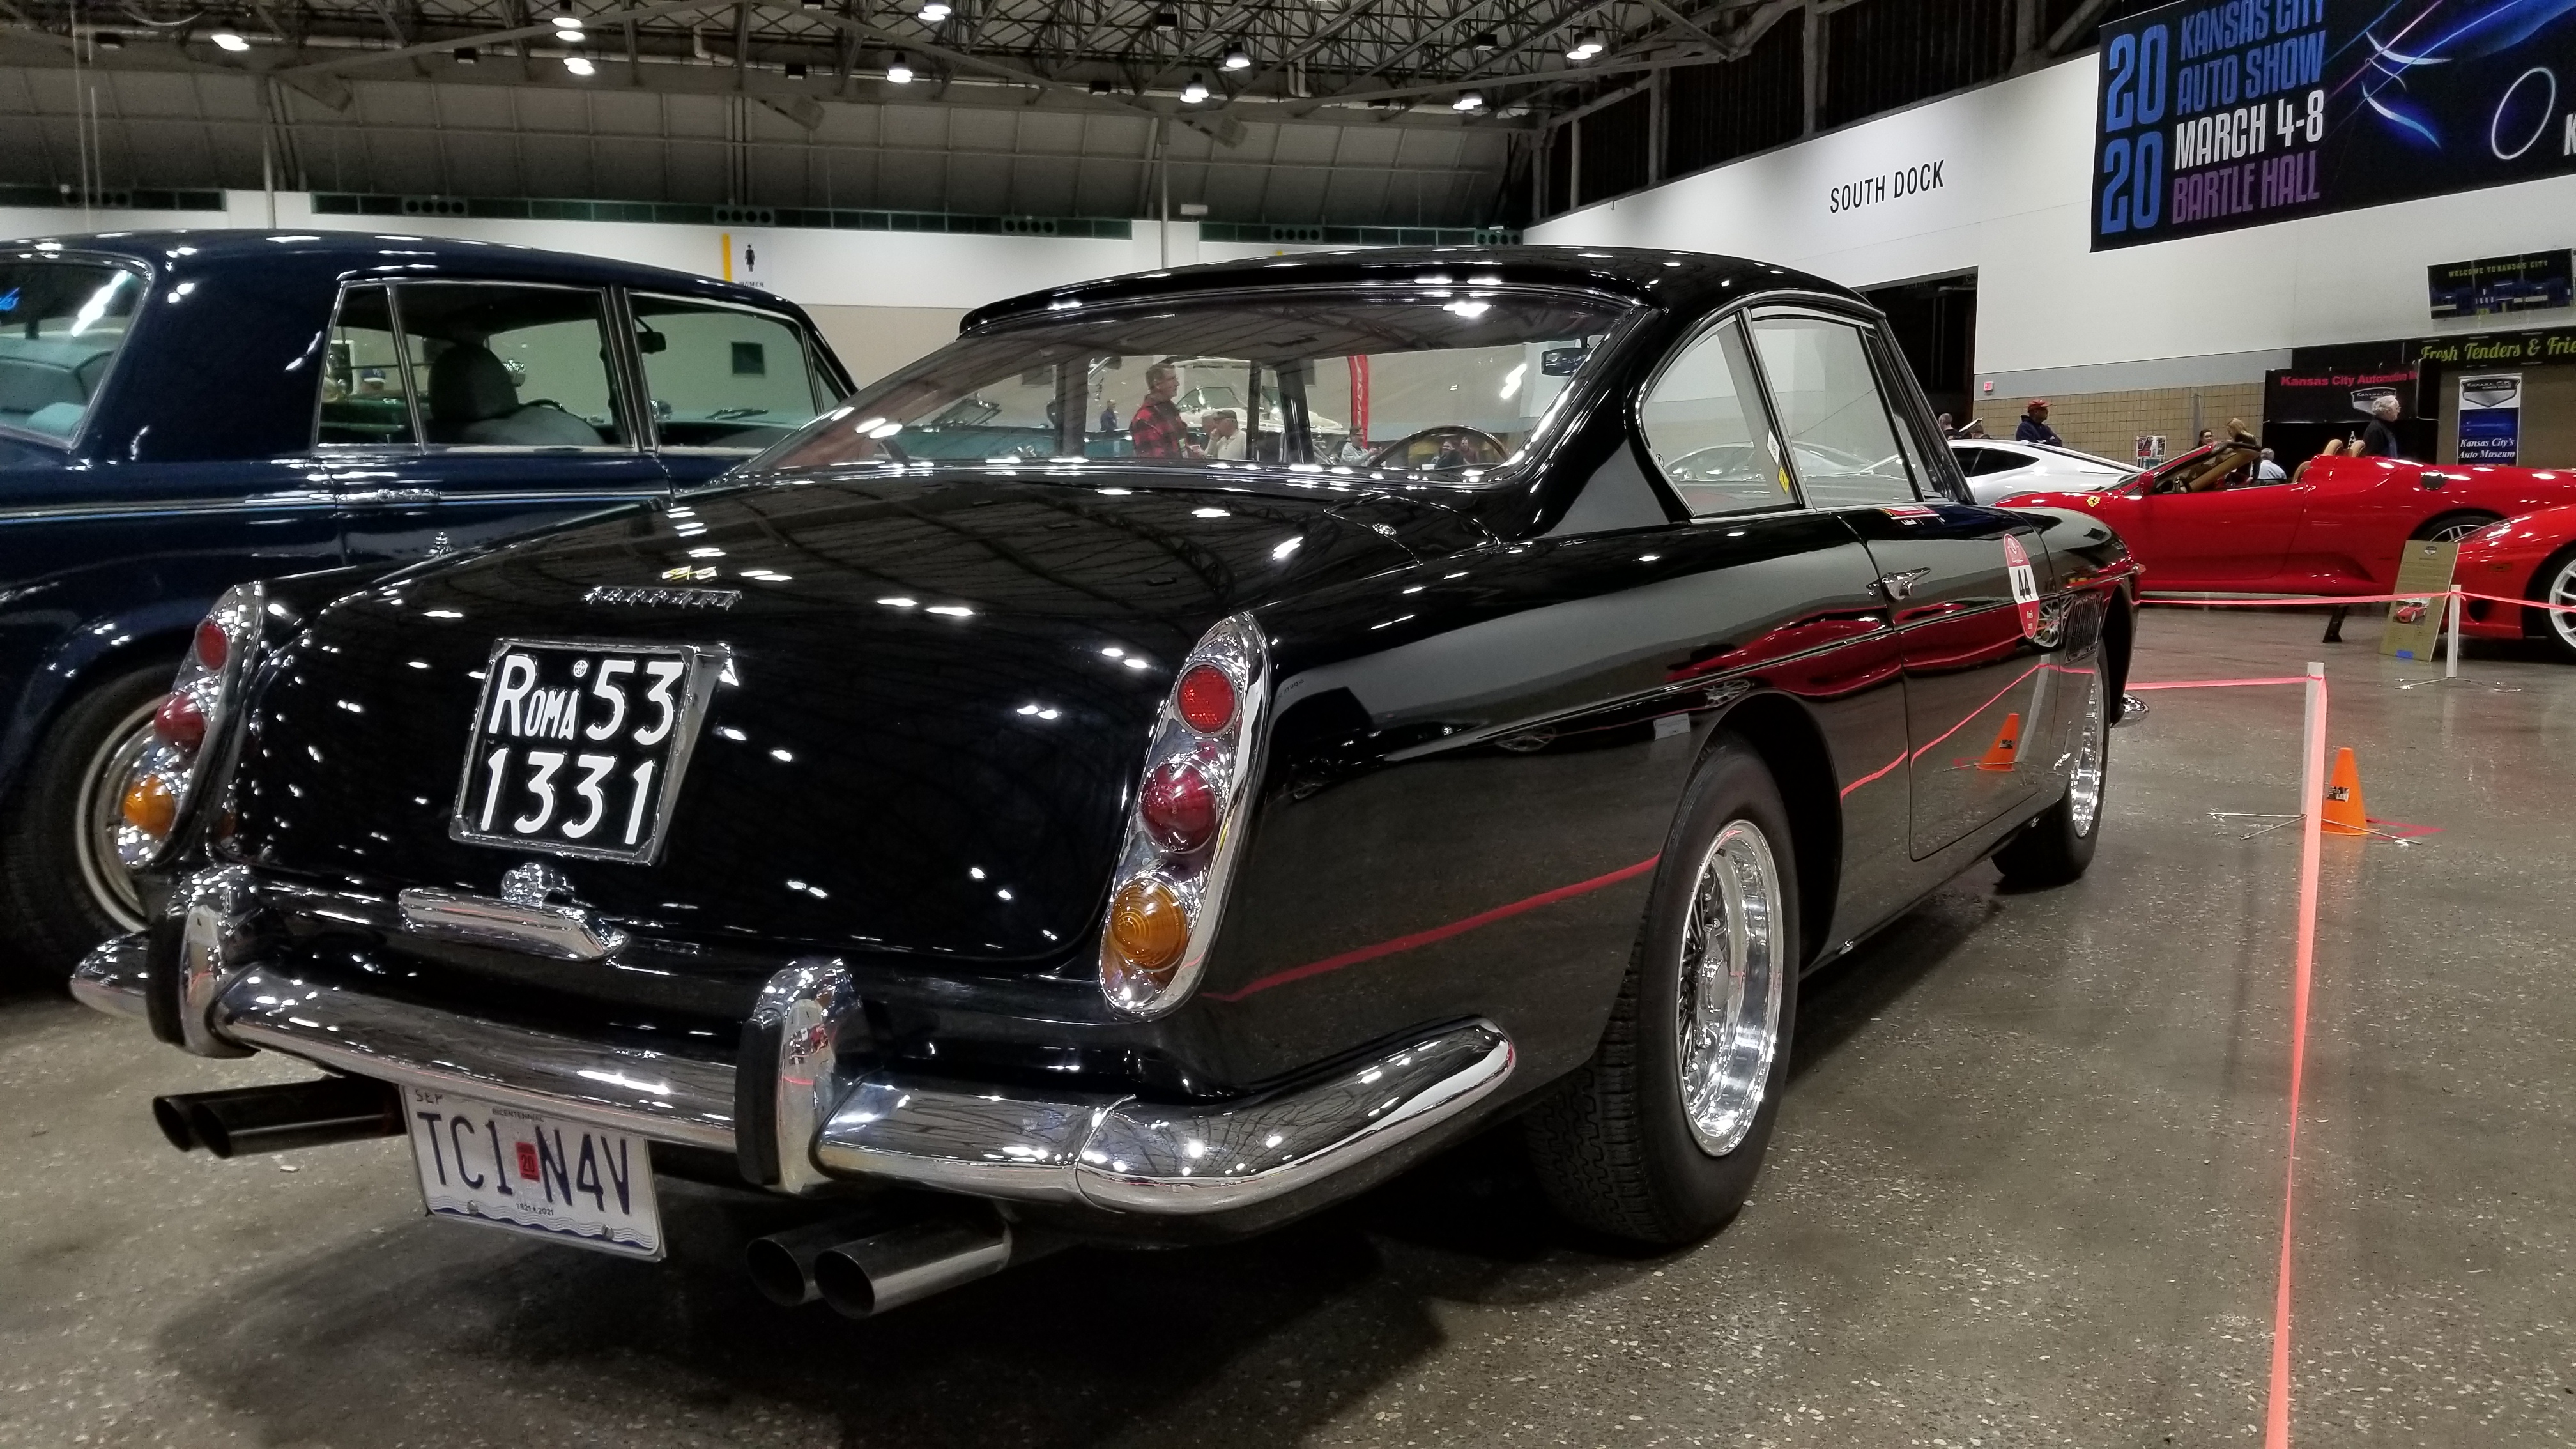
top-left (73, 924), bottom-right (1514, 1216)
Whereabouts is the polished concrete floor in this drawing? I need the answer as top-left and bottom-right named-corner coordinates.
top-left (5, 607), bottom-right (2573, 1448)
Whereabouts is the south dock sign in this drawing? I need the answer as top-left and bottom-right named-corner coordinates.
top-left (2092, 0), bottom-right (2576, 250)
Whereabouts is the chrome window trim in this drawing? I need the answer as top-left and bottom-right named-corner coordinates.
top-left (1740, 303), bottom-right (1930, 513)
top-left (310, 281), bottom-right (425, 453)
top-left (1630, 308), bottom-right (1810, 519)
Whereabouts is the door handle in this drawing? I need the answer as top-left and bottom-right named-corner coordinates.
top-left (1875, 567), bottom-right (1933, 601)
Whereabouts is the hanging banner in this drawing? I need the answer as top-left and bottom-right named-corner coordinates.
top-left (2091, 0), bottom-right (2576, 251)
top-left (2456, 372), bottom-right (2523, 463)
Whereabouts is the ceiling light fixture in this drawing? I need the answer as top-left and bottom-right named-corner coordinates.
top-left (550, 12), bottom-right (582, 28)
top-left (1089, 77), bottom-right (1114, 94)
top-left (918, 0), bottom-right (951, 20)
top-left (1221, 42), bottom-right (1250, 70)
top-left (454, 44), bottom-right (479, 63)
top-left (1452, 89), bottom-right (1484, 110)
top-left (784, 59), bottom-right (808, 79)
top-left (210, 29), bottom-right (250, 50)
top-left (1180, 72), bottom-right (1208, 103)
top-left (886, 54), bottom-right (914, 82)
top-left (1152, 8), bottom-right (1179, 30)
top-left (1471, 30), bottom-right (1498, 50)
top-left (1566, 30), bottom-right (1604, 59)
top-left (564, 53), bottom-right (595, 74)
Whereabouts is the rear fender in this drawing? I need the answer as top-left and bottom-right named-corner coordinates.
top-left (0, 596), bottom-right (203, 806)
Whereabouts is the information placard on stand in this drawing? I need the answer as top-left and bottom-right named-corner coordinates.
top-left (2380, 540), bottom-right (2458, 661)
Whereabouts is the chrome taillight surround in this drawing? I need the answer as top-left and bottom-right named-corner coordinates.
top-left (1097, 613), bottom-right (1269, 1018)
top-left (118, 581), bottom-right (265, 870)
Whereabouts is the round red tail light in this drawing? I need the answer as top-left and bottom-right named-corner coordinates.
top-left (153, 691), bottom-right (206, 751)
top-left (1176, 664), bottom-right (1235, 733)
top-left (1140, 755), bottom-right (1220, 852)
top-left (193, 618), bottom-right (230, 670)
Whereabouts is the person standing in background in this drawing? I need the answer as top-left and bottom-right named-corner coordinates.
top-left (1203, 410), bottom-right (1246, 460)
top-left (1128, 360), bottom-right (1199, 459)
top-left (2257, 447), bottom-right (2287, 481)
top-left (2016, 401), bottom-right (2061, 445)
top-left (2357, 393), bottom-right (2406, 458)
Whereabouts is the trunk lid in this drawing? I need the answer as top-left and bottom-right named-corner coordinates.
top-left (225, 473), bottom-right (1444, 965)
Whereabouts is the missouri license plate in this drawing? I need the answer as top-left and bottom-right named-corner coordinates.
top-left (450, 640), bottom-right (722, 864)
top-left (403, 1087), bottom-right (665, 1260)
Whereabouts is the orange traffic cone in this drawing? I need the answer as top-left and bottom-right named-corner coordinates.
top-left (2320, 747), bottom-right (2369, 836)
top-left (1975, 712), bottom-right (2022, 772)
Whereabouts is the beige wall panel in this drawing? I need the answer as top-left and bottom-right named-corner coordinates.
top-left (806, 305), bottom-right (970, 387)
top-left (1970, 384), bottom-right (2266, 467)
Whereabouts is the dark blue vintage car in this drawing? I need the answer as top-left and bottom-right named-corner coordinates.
top-left (0, 231), bottom-right (852, 974)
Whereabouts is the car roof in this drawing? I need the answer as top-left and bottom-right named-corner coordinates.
top-left (962, 245), bottom-right (1859, 332)
top-left (8, 229), bottom-right (784, 308)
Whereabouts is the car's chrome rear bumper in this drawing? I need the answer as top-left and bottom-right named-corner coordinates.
top-left (73, 926), bottom-right (1514, 1217)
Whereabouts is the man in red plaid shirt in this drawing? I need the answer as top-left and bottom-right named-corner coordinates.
top-left (1129, 360), bottom-right (1200, 460)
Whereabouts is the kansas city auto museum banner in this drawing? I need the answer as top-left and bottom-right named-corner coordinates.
top-left (2092, 0), bottom-right (2576, 249)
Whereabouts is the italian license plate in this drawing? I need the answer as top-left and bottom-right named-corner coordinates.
top-left (402, 1087), bottom-right (665, 1260)
top-left (450, 639), bottom-right (722, 864)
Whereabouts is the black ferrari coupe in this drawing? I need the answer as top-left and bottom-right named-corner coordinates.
top-left (77, 246), bottom-right (2135, 1316)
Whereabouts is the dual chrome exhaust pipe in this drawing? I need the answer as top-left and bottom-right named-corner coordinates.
top-left (146, 1077), bottom-right (1035, 1317)
top-left (152, 1075), bottom-right (404, 1158)
top-left (746, 1206), bottom-right (1039, 1319)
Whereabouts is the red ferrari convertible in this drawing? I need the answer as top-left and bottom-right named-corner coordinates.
top-left (2455, 506), bottom-right (2576, 661)
top-left (2000, 441), bottom-right (2576, 596)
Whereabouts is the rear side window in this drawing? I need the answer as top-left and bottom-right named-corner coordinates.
top-left (631, 294), bottom-right (835, 452)
top-left (0, 259), bottom-right (141, 444)
top-left (392, 283), bottom-right (630, 448)
top-left (1953, 444), bottom-right (2010, 475)
top-left (1747, 316), bottom-right (1920, 509)
top-left (317, 286), bottom-right (417, 446)
top-left (1638, 318), bottom-right (1796, 516)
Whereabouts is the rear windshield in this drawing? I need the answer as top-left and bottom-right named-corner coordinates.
top-left (0, 259), bottom-right (142, 445)
top-left (750, 288), bottom-right (1634, 480)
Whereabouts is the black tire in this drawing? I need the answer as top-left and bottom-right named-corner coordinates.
top-left (1993, 669), bottom-right (2108, 889)
top-left (2412, 510), bottom-right (2502, 544)
top-left (1523, 738), bottom-right (1800, 1248)
top-left (0, 659), bottom-right (176, 982)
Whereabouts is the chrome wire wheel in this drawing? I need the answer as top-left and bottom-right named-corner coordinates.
top-left (2547, 556), bottom-right (2576, 656)
top-left (1675, 819), bottom-right (1787, 1157)
top-left (2069, 674), bottom-right (2106, 838)
top-left (75, 694), bottom-right (162, 933)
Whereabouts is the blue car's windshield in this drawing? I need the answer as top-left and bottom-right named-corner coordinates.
top-left (749, 287), bottom-right (1634, 482)
top-left (0, 258), bottom-right (142, 445)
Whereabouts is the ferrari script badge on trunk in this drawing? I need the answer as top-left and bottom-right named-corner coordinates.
top-left (585, 585), bottom-right (742, 611)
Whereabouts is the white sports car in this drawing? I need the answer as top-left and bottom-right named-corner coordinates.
top-left (1949, 439), bottom-right (2136, 505)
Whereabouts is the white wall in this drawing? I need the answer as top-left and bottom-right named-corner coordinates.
top-left (2, 192), bottom-right (1360, 310)
top-left (1, 192), bottom-right (1381, 383)
top-left (1528, 57), bottom-right (2576, 395)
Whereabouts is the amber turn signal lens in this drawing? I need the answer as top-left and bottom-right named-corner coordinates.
top-left (1105, 876), bottom-right (1188, 981)
top-left (1175, 664), bottom-right (1234, 733)
top-left (121, 772), bottom-right (177, 838)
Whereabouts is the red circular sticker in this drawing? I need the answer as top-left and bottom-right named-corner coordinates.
top-left (2003, 533), bottom-right (2043, 640)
